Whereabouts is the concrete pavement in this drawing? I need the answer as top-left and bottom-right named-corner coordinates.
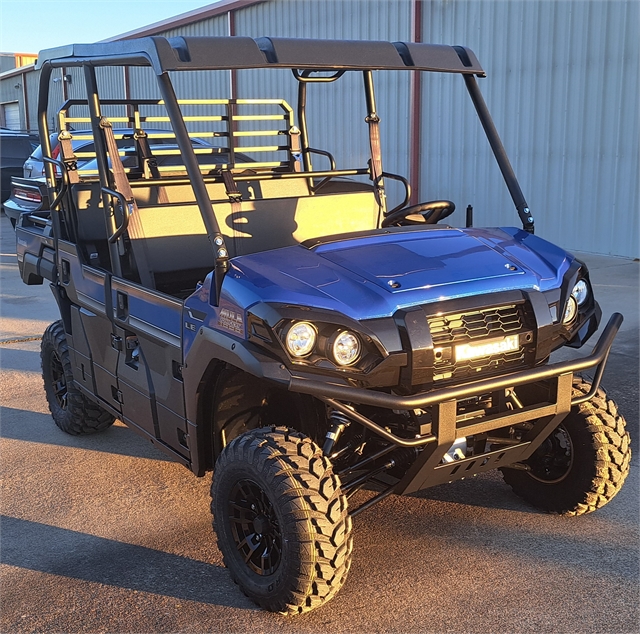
top-left (1, 214), bottom-right (638, 633)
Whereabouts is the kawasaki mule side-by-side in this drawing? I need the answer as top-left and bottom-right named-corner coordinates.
top-left (16, 37), bottom-right (630, 614)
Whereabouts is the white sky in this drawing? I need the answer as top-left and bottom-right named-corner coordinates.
top-left (0, 0), bottom-right (213, 54)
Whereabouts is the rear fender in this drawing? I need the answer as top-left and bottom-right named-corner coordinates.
top-left (16, 220), bottom-right (56, 285)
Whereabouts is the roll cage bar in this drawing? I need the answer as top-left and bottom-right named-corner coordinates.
top-left (36, 36), bottom-right (533, 303)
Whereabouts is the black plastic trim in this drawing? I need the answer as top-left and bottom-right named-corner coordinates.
top-left (288, 313), bottom-right (622, 411)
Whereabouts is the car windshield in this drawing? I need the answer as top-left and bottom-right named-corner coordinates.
top-left (2, 136), bottom-right (35, 159)
top-left (28, 130), bottom-right (199, 163)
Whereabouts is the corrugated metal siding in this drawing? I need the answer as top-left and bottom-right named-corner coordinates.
top-left (25, 68), bottom-right (41, 133)
top-left (0, 80), bottom-right (22, 110)
top-left (4, 0), bottom-right (634, 256)
top-left (238, 0), bottom-right (408, 40)
top-left (235, 0), bottom-right (412, 205)
top-left (46, 69), bottom-right (64, 131)
top-left (418, 0), bottom-right (638, 258)
top-left (127, 66), bottom-right (160, 100)
top-left (159, 14), bottom-right (228, 38)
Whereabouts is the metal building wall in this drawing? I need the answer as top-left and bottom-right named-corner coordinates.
top-left (0, 68), bottom-right (33, 131)
top-left (232, 0), bottom-right (638, 257)
top-left (417, 0), bottom-right (639, 258)
top-left (4, 0), bottom-right (635, 256)
top-left (235, 0), bottom-right (412, 204)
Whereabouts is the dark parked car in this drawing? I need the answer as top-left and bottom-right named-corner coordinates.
top-left (1, 129), bottom-right (38, 207)
top-left (3, 177), bottom-right (49, 228)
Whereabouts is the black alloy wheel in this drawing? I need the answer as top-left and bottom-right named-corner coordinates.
top-left (501, 376), bottom-right (631, 515)
top-left (211, 426), bottom-right (353, 614)
top-left (49, 349), bottom-right (68, 410)
top-left (41, 320), bottom-right (115, 435)
top-left (526, 426), bottom-right (573, 483)
top-left (228, 479), bottom-right (282, 576)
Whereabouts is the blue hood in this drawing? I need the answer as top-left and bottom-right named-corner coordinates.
top-left (219, 226), bottom-right (572, 321)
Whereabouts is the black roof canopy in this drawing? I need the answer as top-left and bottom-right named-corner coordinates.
top-left (36, 36), bottom-right (485, 76)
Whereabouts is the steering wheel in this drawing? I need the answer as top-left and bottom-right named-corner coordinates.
top-left (381, 200), bottom-right (456, 227)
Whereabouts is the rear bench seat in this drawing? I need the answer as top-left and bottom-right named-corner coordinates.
top-left (71, 177), bottom-right (378, 296)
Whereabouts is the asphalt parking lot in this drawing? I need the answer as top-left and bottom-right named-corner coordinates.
top-left (1, 213), bottom-right (638, 633)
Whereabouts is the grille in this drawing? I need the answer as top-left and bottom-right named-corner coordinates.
top-left (427, 304), bottom-right (533, 383)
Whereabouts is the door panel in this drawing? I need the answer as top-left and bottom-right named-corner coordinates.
top-left (111, 278), bottom-right (188, 455)
top-left (61, 256), bottom-right (122, 414)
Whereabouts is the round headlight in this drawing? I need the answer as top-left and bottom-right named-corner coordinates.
top-left (332, 331), bottom-right (361, 366)
top-left (563, 296), bottom-right (578, 324)
top-left (285, 321), bottom-right (317, 357)
top-left (571, 279), bottom-right (588, 305)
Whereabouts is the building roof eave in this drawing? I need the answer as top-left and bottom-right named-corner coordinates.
top-left (0, 63), bottom-right (36, 80)
top-left (102, 0), bottom-right (265, 42)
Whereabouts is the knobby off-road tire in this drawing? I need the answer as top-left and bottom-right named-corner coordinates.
top-left (41, 320), bottom-right (115, 435)
top-left (211, 426), bottom-right (353, 614)
top-left (501, 376), bottom-right (631, 516)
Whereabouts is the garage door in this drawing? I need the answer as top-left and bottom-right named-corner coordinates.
top-left (2, 102), bottom-right (20, 130)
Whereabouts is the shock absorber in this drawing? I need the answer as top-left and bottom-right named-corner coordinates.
top-left (323, 410), bottom-right (351, 456)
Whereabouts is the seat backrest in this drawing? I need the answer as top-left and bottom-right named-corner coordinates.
top-left (71, 177), bottom-right (379, 293)
top-left (71, 182), bottom-right (110, 243)
top-left (134, 186), bottom-right (378, 266)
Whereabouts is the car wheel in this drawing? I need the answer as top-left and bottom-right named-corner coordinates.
top-left (211, 426), bottom-right (353, 614)
top-left (41, 320), bottom-right (115, 435)
top-left (501, 376), bottom-right (631, 515)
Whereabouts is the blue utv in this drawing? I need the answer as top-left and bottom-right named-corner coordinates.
top-left (16, 36), bottom-right (630, 614)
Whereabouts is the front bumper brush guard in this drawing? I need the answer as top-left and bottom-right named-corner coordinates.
top-left (290, 313), bottom-right (622, 501)
top-left (289, 313), bottom-right (623, 448)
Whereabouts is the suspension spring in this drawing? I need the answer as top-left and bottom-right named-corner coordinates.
top-left (323, 410), bottom-right (352, 456)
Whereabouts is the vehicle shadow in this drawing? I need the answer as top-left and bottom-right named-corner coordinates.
top-left (0, 515), bottom-right (254, 609)
top-left (0, 405), bottom-right (173, 463)
top-left (407, 471), bottom-right (538, 513)
top-left (350, 474), bottom-right (639, 583)
top-left (0, 345), bottom-right (44, 372)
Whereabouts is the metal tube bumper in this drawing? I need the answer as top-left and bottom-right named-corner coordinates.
top-left (288, 313), bottom-right (623, 410)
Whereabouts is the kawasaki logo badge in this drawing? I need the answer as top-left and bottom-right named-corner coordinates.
top-left (455, 334), bottom-right (520, 362)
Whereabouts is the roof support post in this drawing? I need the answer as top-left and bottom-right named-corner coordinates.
top-left (296, 81), bottom-right (312, 173)
top-left (37, 63), bottom-right (54, 181)
top-left (227, 9), bottom-right (238, 143)
top-left (462, 74), bottom-right (535, 234)
top-left (84, 65), bottom-right (124, 276)
top-left (37, 62), bottom-right (62, 256)
top-left (409, 0), bottom-right (423, 205)
top-left (363, 70), bottom-right (387, 225)
top-left (155, 71), bottom-right (229, 303)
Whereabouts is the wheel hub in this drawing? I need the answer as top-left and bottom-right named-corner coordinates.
top-left (252, 514), bottom-right (271, 536)
top-left (228, 479), bottom-right (282, 576)
top-left (50, 350), bottom-right (68, 410)
top-left (527, 425), bottom-right (573, 483)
